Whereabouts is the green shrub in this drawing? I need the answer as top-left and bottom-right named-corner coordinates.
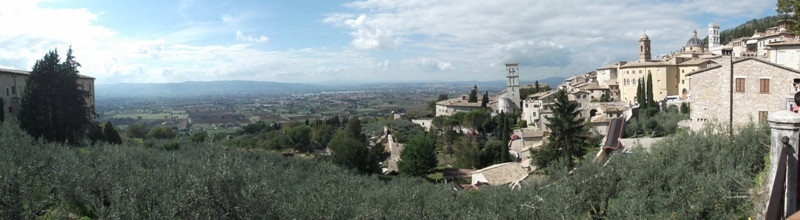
top-left (163, 141), bottom-right (180, 151)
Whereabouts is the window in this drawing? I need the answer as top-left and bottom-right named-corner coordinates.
top-left (11, 86), bottom-right (14, 95)
top-left (760, 79), bottom-right (770, 93)
top-left (682, 79), bottom-right (685, 84)
top-left (759, 111), bottom-right (768, 122)
top-left (639, 70), bottom-right (642, 74)
top-left (735, 78), bottom-right (745, 92)
top-left (5, 88), bottom-right (7, 96)
top-left (682, 69), bottom-right (685, 73)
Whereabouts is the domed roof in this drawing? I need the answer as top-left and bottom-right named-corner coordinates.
top-left (640, 33), bottom-right (649, 40)
top-left (685, 30), bottom-right (703, 47)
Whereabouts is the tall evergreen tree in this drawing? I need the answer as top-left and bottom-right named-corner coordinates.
top-left (87, 122), bottom-right (105, 144)
top-left (636, 78), bottom-right (645, 106)
top-left (103, 121), bottom-right (122, 144)
top-left (0, 97), bottom-right (4, 122)
top-left (535, 80), bottom-right (540, 93)
top-left (532, 89), bottom-right (588, 169)
top-left (646, 72), bottom-right (655, 107)
top-left (481, 91), bottom-right (489, 108)
top-left (468, 85), bottom-right (478, 102)
top-left (18, 48), bottom-right (91, 144)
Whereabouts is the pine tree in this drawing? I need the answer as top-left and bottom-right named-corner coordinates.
top-left (535, 80), bottom-right (540, 93)
top-left (468, 85), bottom-right (479, 102)
top-left (103, 121), bottom-right (122, 144)
top-left (18, 48), bottom-right (91, 144)
top-left (481, 91), bottom-right (489, 108)
top-left (532, 89), bottom-right (588, 169)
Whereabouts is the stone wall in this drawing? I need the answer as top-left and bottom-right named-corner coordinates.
top-left (690, 58), bottom-right (800, 130)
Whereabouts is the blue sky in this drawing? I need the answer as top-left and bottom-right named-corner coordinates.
top-left (0, 0), bottom-right (780, 84)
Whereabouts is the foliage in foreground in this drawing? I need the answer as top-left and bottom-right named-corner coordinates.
top-left (0, 121), bottom-right (768, 219)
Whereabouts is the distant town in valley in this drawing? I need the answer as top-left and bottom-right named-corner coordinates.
top-left (2, 1), bottom-right (800, 219)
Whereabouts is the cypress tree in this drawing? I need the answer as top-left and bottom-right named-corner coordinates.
top-left (646, 72), bottom-right (655, 107)
top-left (87, 122), bottom-right (105, 143)
top-left (103, 121), bottom-right (122, 144)
top-left (0, 97), bottom-right (4, 122)
top-left (468, 85), bottom-right (478, 102)
top-left (18, 48), bottom-right (91, 144)
top-left (535, 80), bottom-right (540, 93)
top-left (481, 91), bottom-right (489, 108)
top-left (636, 78), bottom-right (644, 106)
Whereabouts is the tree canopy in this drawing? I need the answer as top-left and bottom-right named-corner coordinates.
top-left (18, 48), bottom-right (92, 144)
top-left (468, 85), bottom-right (478, 103)
top-left (103, 121), bottom-right (122, 144)
top-left (398, 133), bottom-right (438, 176)
top-left (127, 122), bottom-right (148, 139)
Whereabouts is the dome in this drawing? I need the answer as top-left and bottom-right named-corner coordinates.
top-left (640, 33), bottom-right (649, 40)
top-left (685, 30), bottom-right (703, 47)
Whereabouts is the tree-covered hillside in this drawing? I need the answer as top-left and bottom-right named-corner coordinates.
top-left (703, 15), bottom-right (784, 45)
top-left (0, 120), bottom-right (769, 219)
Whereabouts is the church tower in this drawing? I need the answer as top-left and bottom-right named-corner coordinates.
top-left (708, 23), bottom-right (720, 49)
top-left (505, 62), bottom-right (520, 105)
top-left (639, 33), bottom-right (651, 62)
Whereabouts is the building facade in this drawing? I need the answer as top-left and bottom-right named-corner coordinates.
top-left (688, 54), bottom-right (800, 130)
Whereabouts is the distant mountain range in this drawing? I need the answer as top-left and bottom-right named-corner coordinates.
top-left (95, 76), bottom-right (567, 99)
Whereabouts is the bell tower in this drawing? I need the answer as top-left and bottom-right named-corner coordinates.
top-left (505, 62), bottom-right (520, 105)
top-left (639, 33), bottom-right (651, 62)
top-left (708, 23), bottom-right (720, 49)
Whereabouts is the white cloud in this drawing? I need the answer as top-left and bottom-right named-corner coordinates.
top-left (235, 31), bottom-right (269, 43)
top-left (326, 0), bottom-right (776, 80)
top-left (325, 14), bottom-right (401, 49)
top-left (401, 57), bottom-right (453, 72)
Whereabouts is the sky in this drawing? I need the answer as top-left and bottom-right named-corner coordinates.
top-left (0, 0), bottom-right (781, 85)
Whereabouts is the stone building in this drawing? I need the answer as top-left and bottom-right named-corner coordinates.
top-left (435, 62), bottom-right (521, 117)
top-left (0, 68), bottom-right (96, 120)
top-left (713, 21), bottom-right (794, 58)
top-left (687, 50), bottom-right (800, 130)
top-left (596, 62), bottom-right (625, 88)
top-left (768, 41), bottom-right (800, 71)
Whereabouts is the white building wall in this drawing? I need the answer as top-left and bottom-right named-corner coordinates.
top-left (770, 45), bottom-right (800, 71)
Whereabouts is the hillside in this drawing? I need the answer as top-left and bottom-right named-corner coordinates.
top-left (0, 120), bottom-right (768, 219)
top-left (703, 15), bottom-right (784, 45)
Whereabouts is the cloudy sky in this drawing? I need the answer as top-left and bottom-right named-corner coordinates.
top-left (0, 0), bottom-right (779, 85)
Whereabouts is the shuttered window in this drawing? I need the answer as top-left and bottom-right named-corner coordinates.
top-left (759, 111), bottom-right (768, 122)
top-left (760, 79), bottom-right (770, 93)
top-left (735, 78), bottom-right (745, 93)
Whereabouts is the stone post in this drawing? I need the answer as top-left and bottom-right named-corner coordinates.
top-left (768, 110), bottom-right (800, 216)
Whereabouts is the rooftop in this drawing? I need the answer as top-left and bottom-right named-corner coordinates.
top-left (472, 162), bottom-right (528, 186)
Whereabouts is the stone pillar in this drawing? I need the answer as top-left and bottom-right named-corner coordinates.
top-left (768, 110), bottom-right (800, 216)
